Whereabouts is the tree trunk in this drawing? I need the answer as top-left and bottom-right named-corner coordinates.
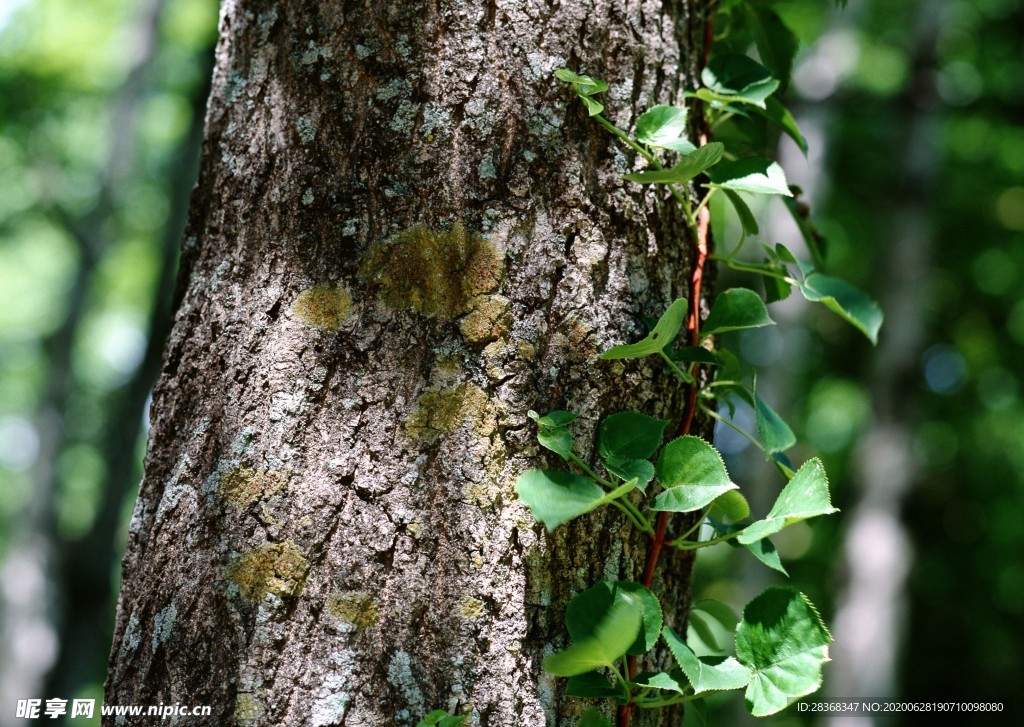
top-left (106, 1), bottom-right (706, 724)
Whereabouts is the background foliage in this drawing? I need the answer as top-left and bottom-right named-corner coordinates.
top-left (0, 0), bottom-right (1021, 724)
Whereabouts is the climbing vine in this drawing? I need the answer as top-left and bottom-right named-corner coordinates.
top-left (514, 1), bottom-right (881, 725)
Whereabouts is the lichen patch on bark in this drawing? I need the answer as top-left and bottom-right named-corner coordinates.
top-left (457, 597), bottom-right (485, 620)
top-left (235, 693), bottom-right (263, 723)
top-left (325, 591), bottom-right (379, 629)
top-left (359, 224), bottom-right (504, 319)
top-left (227, 541), bottom-right (310, 601)
top-left (219, 466), bottom-right (287, 508)
top-left (291, 284), bottom-right (353, 330)
top-left (403, 384), bottom-right (493, 442)
top-left (459, 294), bottom-right (512, 344)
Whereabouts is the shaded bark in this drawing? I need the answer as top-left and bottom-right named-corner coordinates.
top-left (107, 1), bottom-right (707, 724)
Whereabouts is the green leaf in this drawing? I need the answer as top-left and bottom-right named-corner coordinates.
top-left (554, 68), bottom-right (608, 96)
top-left (701, 287), bottom-right (775, 335)
top-left (604, 457), bottom-right (655, 493)
top-left (544, 591), bottom-right (643, 676)
top-left (657, 138), bottom-right (698, 154)
top-left (671, 142), bottom-right (726, 183)
top-left (416, 711), bottom-right (466, 727)
top-left (515, 469), bottom-right (607, 530)
top-left (552, 67), bottom-right (610, 116)
top-left (565, 671), bottom-right (621, 699)
top-left (701, 54), bottom-right (780, 108)
top-left (566, 581), bottom-right (616, 643)
top-left (664, 626), bottom-right (751, 694)
top-left (623, 143), bottom-right (724, 185)
top-left (566, 581), bottom-right (662, 657)
top-left (417, 710), bottom-right (447, 726)
top-left (656, 436), bottom-right (732, 489)
top-left (738, 458), bottom-right (838, 544)
top-left (529, 409), bottom-right (578, 428)
top-left (717, 348), bottom-right (744, 384)
top-left (710, 519), bottom-right (789, 574)
top-left (723, 189), bottom-right (759, 235)
top-left (746, 6), bottom-right (798, 89)
top-left (773, 243), bottom-right (798, 264)
top-left (763, 276), bottom-right (792, 304)
top-left (598, 411), bottom-right (667, 461)
top-left (620, 168), bottom-right (686, 184)
top-left (743, 537), bottom-right (788, 575)
top-left (756, 97), bottom-right (808, 154)
top-left (635, 104), bottom-right (689, 148)
top-left (800, 273), bottom-right (883, 344)
top-left (707, 157), bottom-right (792, 196)
top-left (578, 708), bottom-right (613, 727)
top-left (688, 86), bottom-right (755, 110)
top-left (580, 95), bottom-right (604, 116)
top-left (709, 177), bottom-right (729, 243)
top-left (711, 489), bottom-right (750, 521)
top-left (537, 426), bottom-right (573, 461)
top-left (735, 587), bottom-right (832, 716)
top-left (600, 298), bottom-right (688, 359)
top-left (671, 345), bottom-right (720, 366)
top-left (652, 436), bottom-right (738, 512)
top-left (617, 582), bottom-right (664, 655)
top-left (754, 392), bottom-right (796, 454)
top-left (771, 452), bottom-right (797, 479)
top-left (684, 698), bottom-right (709, 727)
top-left (633, 670), bottom-right (688, 694)
top-left (687, 599), bottom-right (740, 657)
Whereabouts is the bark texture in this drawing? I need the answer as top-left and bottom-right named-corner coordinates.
top-left (107, 1), bottom-right (706, 724)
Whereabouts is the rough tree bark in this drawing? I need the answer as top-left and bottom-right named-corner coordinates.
top-left (106, 1), bottom-right (707, 724)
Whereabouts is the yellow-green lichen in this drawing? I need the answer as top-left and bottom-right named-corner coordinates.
top-left (227, 541), bottom-right (310, 601)
top-left (325, 590), bottom-right (379, 629)
top-left (465, 437), bottom-right (508, 507)
top-left (465, 480), bottom-right (499, 507)
top-left (459, 295), bottom-right (512, 344)
top-left (435, 355), bottom-right (462, 376)
top-left (292, 285), bottom-right (352, 330)
top-left (359, 224), bottom-right (504, 319)
top-left (404, 384), bottom-right (492, 442)
top-left (235, 694), bottom-right (262, 723)
top-left (458, 596), bottom-right (485, 619)
top-left (219, 466), bottom-right (287, 508)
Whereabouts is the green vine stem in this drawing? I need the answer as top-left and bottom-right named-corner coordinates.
top-left (671, 529), bottom-right (745, 550)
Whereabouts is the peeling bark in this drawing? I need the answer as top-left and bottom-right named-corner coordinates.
top-left (106, 1), bottom-right (706, 725)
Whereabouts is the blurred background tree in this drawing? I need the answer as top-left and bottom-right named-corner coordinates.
top-left (0, 0), bottom-right (217, 722)
top-left (0, 0), bottom-right (1021, 725)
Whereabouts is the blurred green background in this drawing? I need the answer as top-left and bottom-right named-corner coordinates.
top-left (0, 0), bottom-right (217, 722)
top-left (0, 0), bottom-right (1020, 725)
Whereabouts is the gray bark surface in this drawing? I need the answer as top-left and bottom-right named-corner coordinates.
top-left (106, 1), bottom-right (706, 724)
